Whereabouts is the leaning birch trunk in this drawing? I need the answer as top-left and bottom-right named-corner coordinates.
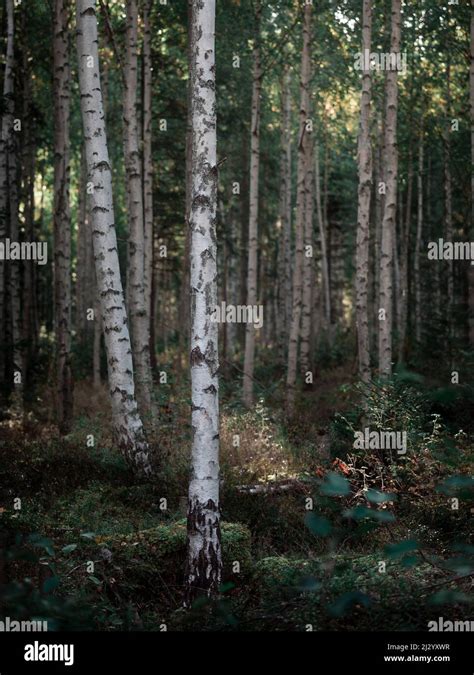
top-left (470, 0), bottom-right (474, 346)
top-left (355, 0), bottom-right (373, 385)
top-left (414, 125), bottom-right (423, 346)
top-left (143, 0), bottom-right (153, 342)
top-left (286, 1), bottom-right (312, 415)
top-left (378, 0), bottom-right (401, 378)
top-left (300, 135), bottom-right (314, 377)
top-left (242, 0), bottom-right (262, 408)
top-left (76, 0), bottom-right (152, 476)
top-left (54, 0), bottom-right (73, 433)
top-left (185, 0), bottom-right (222, 606)
top-left (123, 0), bottom-right (152, 416)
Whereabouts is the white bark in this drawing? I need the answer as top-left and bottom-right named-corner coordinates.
top-left (76, 0), bottom-right (152, 476)
top-left (243, 0), bottom-right (262, 408)
top-left (185, 0), bottom-right (222, 605)
top-left (355, 0), bottom-right (372, 385)
top-left (123, 0), bottom-right (152, 416)
top-left (143, 0), bottom-right (153, 340)
top-left (286, 1), bottom-right (312, 414)
top-left (54, 0), bottom-right (73, 432)
top-left (378, 0), bottom-right (401, 378)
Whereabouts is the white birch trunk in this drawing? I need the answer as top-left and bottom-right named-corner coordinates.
top-left (123, 0), bottom-right (152, 416)
top-left (242, 0), bottom-right (262, 408)
top-left (185, 0), bottom-right (222, 605)
top-left (286, 1), bottom-right (312, 414)
top-left (54, 0), bottom-right (73, 432)
top-left (378, 0), bottom-right (401, 378)
top-left (143, 0), bottom-right (153, 341)
top-left (355, 0), bottom-right (373, 384)
top-left (76, 0), bottom-right (152, 476)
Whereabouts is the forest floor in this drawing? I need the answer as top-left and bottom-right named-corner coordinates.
top-left (1, 345), bottom-right (473, 631)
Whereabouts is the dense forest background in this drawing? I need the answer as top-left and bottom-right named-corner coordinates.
top-left (0, 0), bottom-right (473, 632)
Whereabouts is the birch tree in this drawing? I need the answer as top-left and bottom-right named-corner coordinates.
top-left (378, 0), bottom-right (401, 378)
top-left (277, 65), bottom-right (292, 360)
top-left (54, 0), bottom-right (73, 433)
top-left (355, 0), bottom-right (373, 385)
top-left (242, 0), bottom-right (262, 408)
top-left (76, 0), bottom-right (152, 476)
top-left (185, 0), bottom-right (221, 605)
top-left (300, 134), bottom-right (314, 377)
top-left (123, 0), bottom-right (152, 416)
top-left (286, 0), bottom-right (312, 414)
top-left (142, 0), bottom-right (153, 339)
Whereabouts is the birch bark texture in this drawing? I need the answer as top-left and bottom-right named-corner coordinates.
top-left (54, 0), bottom-right (73, 433)
top-left (286, 0), bottom-right (312, 414)
top-left (142, 0), bottom-right (153, 338)
top-left (355, 0), bottom-right (372, 385)
top-left (378, 0), bottom-right (401, 378)
top-left (123, 0), bottom-right (152, 417)
top-left (185, 0), bottom-right (222, 605)
top-left (242, 0), bottom-right (262, 408)
top-left (76, 0), bottom-right (152, 476)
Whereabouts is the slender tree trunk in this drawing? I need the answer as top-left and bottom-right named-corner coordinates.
top-left (142, 0), bottom-right (153, 361)
top-left (414, 124), bottom-right (423, 346)
top-left (76, 0), bottom-right (153, 476)
top-left (398, 146), bottom-right (412, 364)
top-left (444, 60), bottom-right (454, 351)
top-left (277, 65), bottom-right (292, 362)
top-left (179, 0), bottom-right (193, 370)
top-left (124, 0), bottom-right (152, 416)
top-left (315, 139), bottom-right (330, 329)
top-left (242, 0), bottom-right (262, 407)
top-left (185, 0), bottom-right (222, 606)
top-left (355, 0), bottom-right (373, 385)
top-left (4, 0), bottom-right (23, 414)
top-left (54, 0), bottom-right (73, 433)
top-left (286, 1), bottom-right (312, 414)
top-left (470, 0), bottom-right (474, 346)
top-left (378, 0), bottom-right (401, 377)
top-left (300, 134), bottom-right (314, 377)
top-left (0, 0), bottom-right (15, 392)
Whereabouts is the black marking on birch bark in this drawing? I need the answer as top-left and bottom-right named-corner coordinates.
top-left (203, 384), bottom-right (217, 395)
